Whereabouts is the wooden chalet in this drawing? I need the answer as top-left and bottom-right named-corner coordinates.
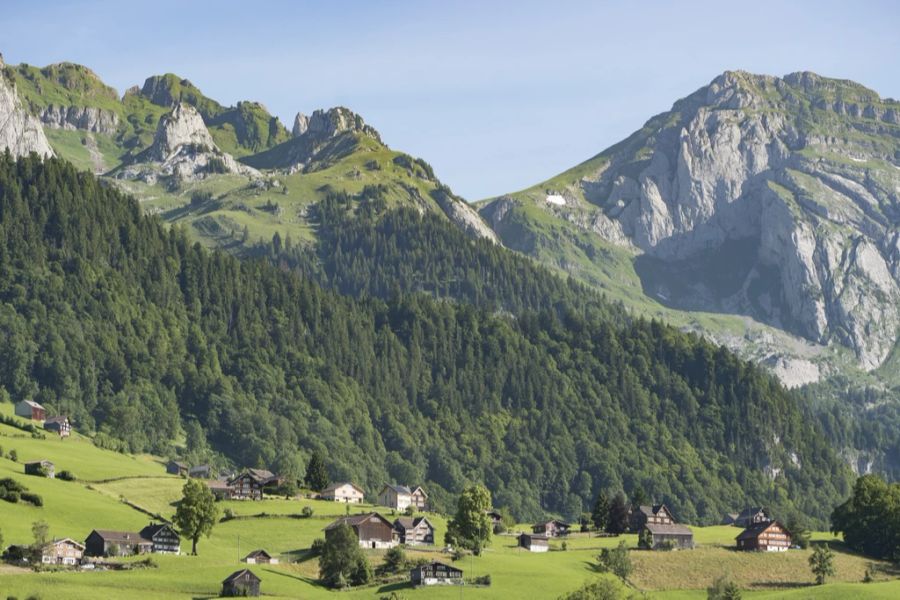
top-left (166, 460), bottom-right (189, 476)
top-left (532, 519), bottom-right (570, 537)
top-left (325, 512), bottom-right (398, 549)
top-left (734, 507), bottom-right (771, 528)
top-left (207, 477), bottom-right (231, 499)
top-left (518, 532), bottom-right (549, 552)
top-left (736, 520), bottom-right (792, 552)
top-left (321, 481), bottom-right (365, 503)
top-left (24, 459), bottom-right (54, 478)
top-left (222, 569), bottom-right (261, 597)
top-left (629, 504), bottom-right (675, 531)
top-left (43, 416), bottom-right (71, 437)
top-left (243, 549), bottom-right (278, 564)
top-left (226, 468), bottom-right (277, 500)
top-left (377, 484), bottom-right (428, 510)
top-left (41, 538), bottom-right (85, 565)
top-left (393, 516), bottom-right (435, 545)
top-left (15, 400), bottom-right (45, 421)
top-left (410, 561), bottom-right (464, 586)
top-left (84, 529), bottom-right (153, 557)
top-left (139, 522), bottom-right (181, 554)
top-left (640, 523), bottom-right (694, 550)
top-left (485, 510), bottom-right (503, 529)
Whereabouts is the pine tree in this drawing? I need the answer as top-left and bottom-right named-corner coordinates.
top-left (592, 492), bottom-right (610, 530)
top-left (304, 451), bottom-right (329, 492)
top-left (606, 492), bottom-right (629, 535)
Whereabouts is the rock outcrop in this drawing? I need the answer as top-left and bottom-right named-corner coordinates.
top-left (0, 54), bottom-right (54, 158)
top-left (40, 104), bottom-right (119, 134)
top-left (118, 103), bottom-right (257, 183)
top-left (432, 187), bottom-right (499, 244)
top-left (484, 70), bottom-right (900, 372)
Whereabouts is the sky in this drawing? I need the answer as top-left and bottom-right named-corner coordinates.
top-left (2, 0), bottom-right (899, 199)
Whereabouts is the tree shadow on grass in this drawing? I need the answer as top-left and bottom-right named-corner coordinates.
top-left (261, 567), bottom-right (321, 587)
top-left (747, 582), bottom-right (813, 590)
top-left (377, 581), bottom-right (414, 593)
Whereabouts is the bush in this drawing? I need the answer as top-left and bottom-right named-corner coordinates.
top-left (190, 190), bottom-right (213, 207)
top-left (301, 505), bottom-right (314, 518)
top-left (8, 450), bottom-right (17, 462)
top-left (379, 546), bottom-right (406, 575)
top-left (707, 574), bottom-right (742, 599)
top-left (4, 491), bottom-right (20, 504)
top-left (310, 538), bottom-right (325, 556)
top-left (222, 508), bottom-right (236, 521)
top-left (57, 470), bottom-right (76, 482)
top-left (20, 492), bottom-right (43, 507)
top-left (472, 574), bottom-right (491, 586)
top-left (597, 541), bottom-right (632, 580)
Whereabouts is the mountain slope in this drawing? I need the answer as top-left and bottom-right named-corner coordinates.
top-left (0, 154), bottom-right (851, 523)
top-left (0, 55), bottom-right (497, 249)
top-left (480, 70), bottom-right (900, 384)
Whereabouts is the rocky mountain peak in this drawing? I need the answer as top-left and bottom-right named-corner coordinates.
top-left (293, 107), bottom-right (381, 143)
top-left (140, 73), bottom-right (192, 107)
top-left (149, 102), bottom-right (216, 161)
top-left (0, 58), bottom-right (54, 159)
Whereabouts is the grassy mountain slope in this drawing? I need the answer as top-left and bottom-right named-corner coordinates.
top-left (0, 405), bottom-right (895, 599)
top-left (0, 154), bottom-right (852, 525)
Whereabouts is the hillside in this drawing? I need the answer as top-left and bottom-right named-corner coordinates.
top-left (1, 406), bottom-right (897, 599)
top-left (0, 53), bottom-right (497, 250)
top-left (0, 154), bottom-right (853, 525)
top-left (478, 70), bottom-right (900, 472)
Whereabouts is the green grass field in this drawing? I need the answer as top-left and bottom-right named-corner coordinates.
top-left (1, 405), bottom-right (898, 599)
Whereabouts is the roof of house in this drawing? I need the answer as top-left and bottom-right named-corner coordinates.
top-left (244, 549), bottom-right (272, 560)
top-left (736, 520), bottom-right (786, 541)
top-left (139, 523), bottom-right (176, 539)
top-left (168, 460), bottom-right (188, 469)
top-left (18, 400), bottom-right (44, 409)
top-left (44, 538), bottom-right (85, 551)
top-left (636, 504), bottom-right (671, 517)
top-left (88, 530), bottom-right (152, 545)
top-left (411, 560), bottom-right (462, 574)
top-left (188, 464), bottom-right (210, 473)
top-left (736, 507), bottom-right (768, 519)
top-left (382, 483), bottom-right (412, 495)
top-left (24, 459), bottom-right (53, 467)
top-left (394, 516), bottom-right (433, 531)
top-left (325, 512), bottom-right (392, 531)
top-left (519, 532), bottom-right (549, 541)
top-left (207, 478), bottom-right (230, 490)
top-left (43, 416), bottom-right (69, 425)
top-left (223, 568), bottom-right (261, 584)
top-left (644, 523), bottom-right (693, 536)
top-left (323, 481), bottom-right (364, 494)
top-left (410, 485), bottom-right (428, 497)
top-left (534, 519), bottom-right (570, 528)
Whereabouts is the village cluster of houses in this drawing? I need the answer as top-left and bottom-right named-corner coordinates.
top-left (14, 399), bottom-right (71, 437)
top-left (34, 522), bottom-right (181, 567)
top-left (516, 505), bottom-right (792, 553)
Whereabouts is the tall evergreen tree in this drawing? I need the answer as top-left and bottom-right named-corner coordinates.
top-left (606, 492), bottom-right (630, 535)
top-left (304, 451), bottom-right (329, 492)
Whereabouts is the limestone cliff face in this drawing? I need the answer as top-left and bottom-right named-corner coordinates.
top-left (40, 104), bottom-right (119, 134)
top-left (485, 71), bottom-right (900, 371)
top-left (0, 55), bottom-right (54, 158)
top-left (118, 102), bottom-right (257, 183)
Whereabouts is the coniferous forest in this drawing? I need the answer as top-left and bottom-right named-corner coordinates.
top-left (0, 154), bottom-right (852, 523)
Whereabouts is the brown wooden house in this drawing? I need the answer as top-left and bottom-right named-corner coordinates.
top-left (325, 512), bottom-right (398, 549)
top-left (43, 416), bottom-right (71, 437)
top-left (629, 504), bottom-right (675, 531)
top-left (410, 561), bottom-right (464, 586)
top-left (736, 520), bottom-right (792, 552)
top-left (222, 569), bottom-right (261, 597)
top-left (532, 519), bottom-right (570, 537)
top-left (139, 522), bottom-right (181, 554)
top-left (84, 530), bottom-right (153, 557)
top-left (226, 469), bottom-right (276, 500)
top-left (393, 516), bottom-right (435, 545)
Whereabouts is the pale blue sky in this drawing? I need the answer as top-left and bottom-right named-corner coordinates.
top-left (2, 1), bottom-right (898, 199)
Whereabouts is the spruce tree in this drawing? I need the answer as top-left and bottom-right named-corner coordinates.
top-left (305, 451), bottom-right (329, 491)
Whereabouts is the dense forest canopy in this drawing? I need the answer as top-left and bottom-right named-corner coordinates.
top-left (0, 154), bottom-right (851, 523)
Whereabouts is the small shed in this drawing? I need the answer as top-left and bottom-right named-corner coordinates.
top-left (640, 523), bottom-right (694, 550)
top-left (24, 459), bottom-right (55, 478)
top-left (518, 532), bottom-right (549, 552)
top-left (166, 460), bottom-right (188, 476)
top-left (410, 561), bottom-right (463, 586)
top-left (243, 549), bottom-right (278, 564)
top-left (15, 400), bottom-right (45, 421)
top-left (222, 569), bottom-right (261, 597)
